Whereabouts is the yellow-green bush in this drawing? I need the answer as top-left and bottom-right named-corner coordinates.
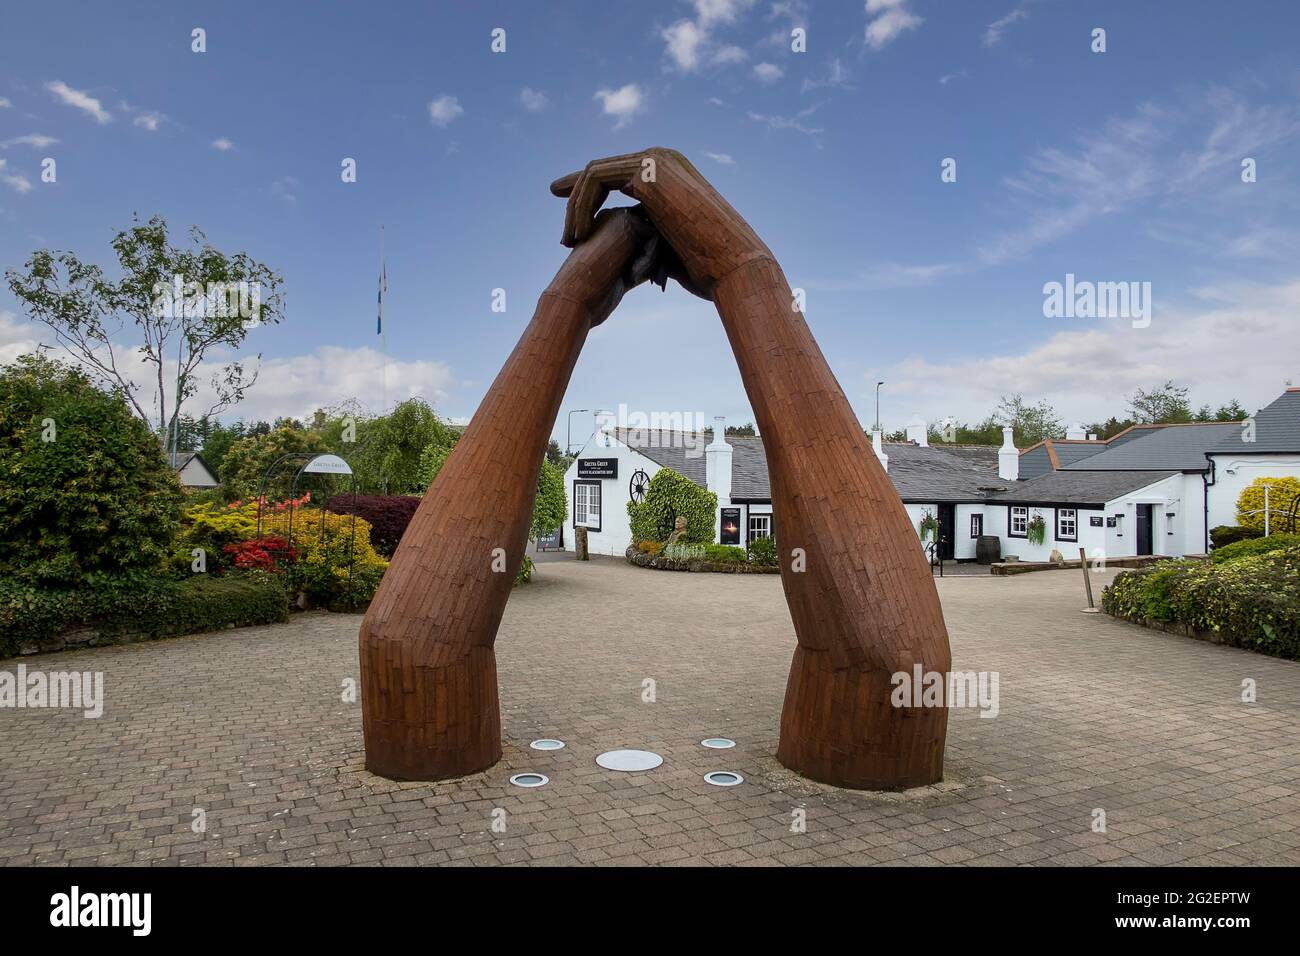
top-left (1236, 476), bottom-right (1300, 532)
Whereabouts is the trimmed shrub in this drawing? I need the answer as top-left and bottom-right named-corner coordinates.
top-left (702, 544), bottom-right (746, 563)
top-left (259, 507), bottom-right (388, 610)
top-left (1103, 547), bottom-right (1300, 659)
top-left (747, 536), bottom-right (777, 567)
top-left (1211, 533), bottom-right (1300, 564)
top-left (1210, 525), bottom-right (1262, 550)
top-left (0, 354), bottom-right (184, 586)
top-left (636, 540), bottom-right (663, 557)
top-left (627, 468), bottom-right (717, 544)
top-left (326, 494), bottom-right (420, 556)
top-left (0, 571), bottom-right (289, 658)
top-left (663, 542), bottom-right (706, 561)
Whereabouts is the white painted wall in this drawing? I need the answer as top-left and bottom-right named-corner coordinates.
top-left (178, 455), bottom-right (218, 488)
top-left (562, 433), bottom-right (665, 556)
top-left (1205, 454), bottom-right (1300, 534)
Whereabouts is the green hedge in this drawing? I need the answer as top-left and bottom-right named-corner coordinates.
top-left (627, 468), bottom-right (717, 544)
top-left (1209, 524), bottom-right (1262, 549)
top-left (1102, 547), bottom-right (1300, 660)
top-left (0, 572), bottom-right (290, 658)
top-left (1211, 533), bottom-right (1300, 564)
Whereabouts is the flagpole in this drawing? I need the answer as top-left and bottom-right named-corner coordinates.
top-left (379, 224), bottom-right (387, 415)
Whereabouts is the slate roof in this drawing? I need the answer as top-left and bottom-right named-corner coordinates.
top-left (1018, 440), bottom-right (1107, 479)
top-left (987, 470), bottom-right (1179, 507)
top-left (930, 444), bottom-right (1001, 471)
top-left (1059, 422), bottom-right (1240, 472)
top-left (612, 430), bottom-right (1008, 503)
top-left (1210, 388), bottom-right (1300, 455)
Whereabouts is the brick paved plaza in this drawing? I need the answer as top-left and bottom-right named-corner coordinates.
top-left (2, 558), bottom-right (1298, 867)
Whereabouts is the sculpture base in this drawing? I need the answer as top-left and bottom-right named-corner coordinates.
top-left (360, 644), bottom-right (502, 781)
top-left (776, 646), bottom-right (947, 791)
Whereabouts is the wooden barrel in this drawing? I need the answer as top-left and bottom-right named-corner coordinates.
top-left (975, 535), bottom-right (1001, 565)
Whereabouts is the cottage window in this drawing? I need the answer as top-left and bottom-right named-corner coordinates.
top-left (574, 481), bottom-right (601, 532)
top-left (1056, 508), bottom-right (1077, 541)
top-left (1009, 506), bottom-right (1028, 537)
top-left (749, 514), bottom-right (772, 541)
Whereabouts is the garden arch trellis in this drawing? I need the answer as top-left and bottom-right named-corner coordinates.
top-left (255, 452), bottom-right (360, 605)
top-left (359, 149), bottom-right (953, 791)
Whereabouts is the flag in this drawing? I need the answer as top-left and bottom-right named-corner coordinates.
top-left (377, 261), bottom-right (387, 335)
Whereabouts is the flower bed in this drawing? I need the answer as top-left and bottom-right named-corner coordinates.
top-left (625, 542), bottom-right (779, 574)
top-left (1102, 547), bottom-right (1300, 660)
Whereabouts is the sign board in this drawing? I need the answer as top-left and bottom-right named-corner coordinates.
top-left (1106, 517), bottom-right (1117, 528)
top-left (577, 458), bottom-right (617, 479)
top-left (537, 527), bottom-right (563, 551)
top-left (302, 454), bottom-right (353, 475)
top-left (1090, 516), bottom-right (1103, 527)
top-left (720, 507), bottom-right (741, 545)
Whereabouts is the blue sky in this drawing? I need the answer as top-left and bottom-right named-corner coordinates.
top-left (2, 0), bottom-right (1299, 442)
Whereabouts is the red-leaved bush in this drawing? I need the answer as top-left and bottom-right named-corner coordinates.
top-left (224, 537), bottom-right (297, 571)
top-left (325, 495), bottom-right (420, 557)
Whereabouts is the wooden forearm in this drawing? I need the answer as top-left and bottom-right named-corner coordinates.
top-left (714, 259), bottom-right (952, 790)
top-left (358, 210), bottom-right (650, 780)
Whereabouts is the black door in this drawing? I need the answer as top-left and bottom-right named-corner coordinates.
top-left (937, 504), bottom-right (956, 560)
top-left (1135, 504), bottom-right (1153, 556)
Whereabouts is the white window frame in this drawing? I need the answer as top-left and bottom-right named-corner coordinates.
top-left (1056, 508), bottom-right (1077, 541)
top-left (748, 513), bottom-right (771, 542)
top-left (1009, 506), bottom-right (1028, 537)
top-left (573, 480), bottom-right (601, 531)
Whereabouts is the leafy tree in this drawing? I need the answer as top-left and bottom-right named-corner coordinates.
top-left (993, 394), bottom-right (1062, 445)
top-left (344, 398), bottom-right (457, 494)
top-left (1085, 416), bottom-right (1134, 441)
top-left (5, 214), bottom-right (284, 447)
top-left (0, 353), bottom-right (184, 585)
top-left (1128, 381), bottom-right (1192, 424)
top-left (532, 458), bottom-right (567, 540)
top-left (219, 425), bottom-right (328, 501)
top-left (1194, 400), bottom-right (1248, 422)
top-left (195, 420), bottom-right (246, 480)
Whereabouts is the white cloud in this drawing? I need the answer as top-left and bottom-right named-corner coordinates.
top-left (132, 111), bottom-right (164, 131)
top-left (747, 101), bottom-right (825, 137)
top-left (662, 19), bottom-right (708, 71)
top-left (801, 58), bottom-right (852, 92)
top-left (270, 176), bottom-right (299, 203)
top-left (594, 84), bottom-right (643, 128)
top-left (695, 0), bottom-right (753, 26)
top-left (752, 62), bottom-right (784, 83)
top-left (939, 70), bottom-right (968, 86)
top-left (712, 44), bottom-right (748, 66)
top-left (428, 94), bottom-right (464, 127)
top-left (0, 311), bottom-right (41, 364)
top-left (705, 151), bottom-right (735, 165)
top-left (519, 87), bottom-right (549, 112)
top-left (0, 97), bottom-right (11, 109)
top-left (984, 5), bottom-right (1029, 47)
top-left (0, 159), bottom-right (33, 194)
top-left (45, 80), bottom-right (111, 123)
top-left (864, 0), bottom-right (923, 50)
top-left (211, 137), bottom-right (235, 151)
top-left (861, 278), bottom-right (1300, 427)
top-left (0, 133), bottom-right (58, 149)
top-left (0, 312), bottom-right (458, 426)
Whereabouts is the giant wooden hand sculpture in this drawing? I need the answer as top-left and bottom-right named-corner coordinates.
top-left (359, 207), bottom-right (664, 779)
top-left (552, 150), bottom-right (952, 789)
top-left (360, 150), bottom-right (951, 790)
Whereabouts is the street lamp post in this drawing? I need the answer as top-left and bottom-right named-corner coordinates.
top-left (875, 381), bottom-right (884, 433)
top-left (566, 408), bottom-right (591, 455)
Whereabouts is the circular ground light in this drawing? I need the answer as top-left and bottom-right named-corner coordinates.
top-left (509, 773), bottom-right (550, 788)
top-left (701, 738), bottom-right (736, 749)
top-left (703, 771), bottom-right (744, 787)
top-left (595, 749), bottom-right (663, 772)
top-left (530, 739), bottom-right (565, 751)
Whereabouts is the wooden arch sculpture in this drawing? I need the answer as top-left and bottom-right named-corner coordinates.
top-left (359, 149), bottom-right (951, 790)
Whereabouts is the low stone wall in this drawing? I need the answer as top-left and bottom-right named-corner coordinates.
top-left (991, 555), bottom-right (1177, 576)
top-left (625, 545), bottom-right (779, 574)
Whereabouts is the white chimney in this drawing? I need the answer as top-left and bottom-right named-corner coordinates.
top-left (706, 416), bottom-right (733, 504)
top-left (1087, 432), bottom-right (1098, 441)
top-left (905, 416), bottom-right (929, 447)
top-left (1066, 422), bottom-right (1086, 440)
top-left (872, 429), bottom-right (889, 472)
top-left (998, 426), bottom-right (1019, 481)
top-left (594, 409), bottom-right (615, 446)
